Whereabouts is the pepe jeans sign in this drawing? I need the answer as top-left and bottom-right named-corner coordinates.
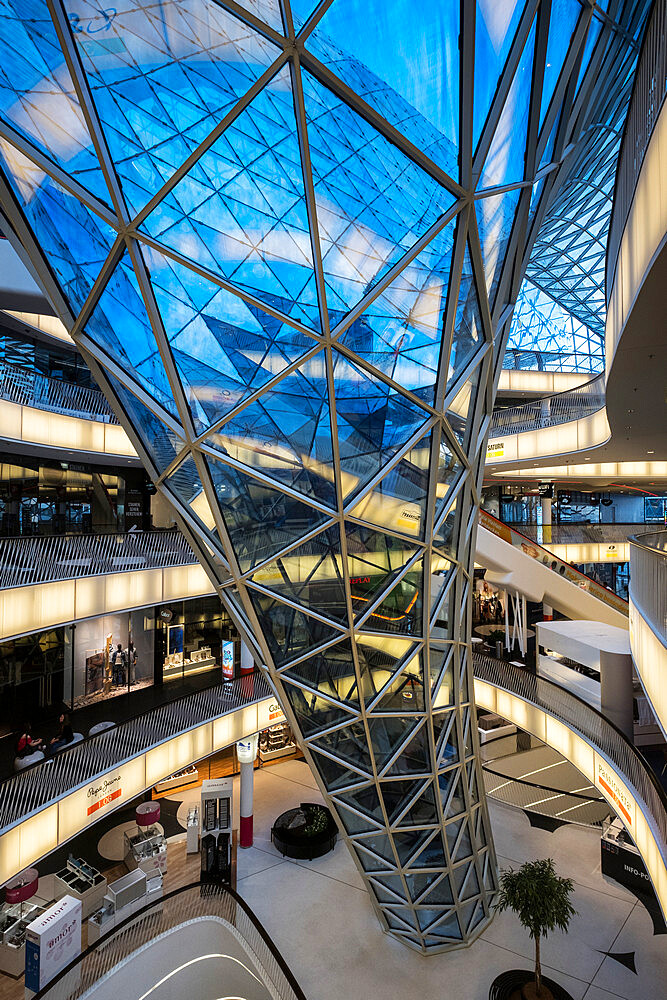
top-left (25, 895), bottom-right (81, 993)
top-left (86, 774), bottom-right (122, 816)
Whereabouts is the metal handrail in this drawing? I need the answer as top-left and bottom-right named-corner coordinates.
top-left (478, 510), bottom-right (629, 617)
top-left (489, 372), bottom-right (605, 436)
top-left (482, 760), bottom-right (605, 802)
top-left (0, 670), bottom-right (271, 830)
top-left (508, 522), bottom-right (637, 545)
top-left (607, 0), bottom-right (667, 300)
top-left (472, 653), bottom-right (667, 856)
top-left (0, 529), bottom-right (197, 590)
top-left (33, 881), bottom-right (307, 1000)
top-left (0, 357), bottom-right (117, 423)
top-left (629, 529), bottom-right (667, 644)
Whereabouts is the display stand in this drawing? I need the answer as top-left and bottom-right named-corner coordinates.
top-left (259, 722), bottom-right (296, 762)
top-left (154, 765), bottom-right (199, 794)
top-left (52, 858), bottom-right (107, 919)
top-left (0, 870), bottom-right (49, 978)
top-left (88, 869), bottom-right (163, 944)
top-left (200, 778), bottom-right (233, 884)
top-left (124, 803), bottom-right (167, 876)
top-left (186, 806), bottom-right (200, 854)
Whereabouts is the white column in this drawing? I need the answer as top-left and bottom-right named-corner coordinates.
top-left (237, 736), bottom-right (258, 848)
top-left (541, 494), bottom-right (553, 619)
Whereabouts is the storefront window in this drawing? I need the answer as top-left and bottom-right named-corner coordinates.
top-left (159, 596), bottom-right (237, 684)
top-left (0, 628), bottom-right (69, 732)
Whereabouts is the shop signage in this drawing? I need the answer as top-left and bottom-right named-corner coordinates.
top-left (222, 640), bottom-right (235, 680)
top-left (486, 441), bottom-right (504, 460)
top-left (595, 756), bottom-right (635, 828)
top-left (237, 735), bottom-right (259, 764)
top-left (159, 608), bottom-right (173, 623)
top-left (25, 895), bottom-right (81, 993)
top-left (86, 774), bottom-right (122, 817)
top-left (257, 699), bottom-right (286, 730)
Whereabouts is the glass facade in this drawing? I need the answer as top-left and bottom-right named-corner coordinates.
top-left (0, 0), bottom-right (649, 952)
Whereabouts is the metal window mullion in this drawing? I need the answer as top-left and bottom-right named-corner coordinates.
top-left (46, 0), bottom-right (129, 225)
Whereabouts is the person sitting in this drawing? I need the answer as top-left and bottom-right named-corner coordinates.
top-left (48, 714), bottom-right (74, 755)
top-left (16, 722), bottom-right (44, 758)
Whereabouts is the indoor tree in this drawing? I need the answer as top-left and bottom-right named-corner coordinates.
top-left (494, 859), bottom-right (577, 1000)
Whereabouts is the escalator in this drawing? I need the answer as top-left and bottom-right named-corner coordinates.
top-left (476, 510), bottom-right (629, 628)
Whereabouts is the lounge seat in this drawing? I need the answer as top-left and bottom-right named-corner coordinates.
top-left (14, 750), bottom-right (45, 771)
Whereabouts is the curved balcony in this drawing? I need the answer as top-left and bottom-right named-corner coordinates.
top-left (0, 670), bottom-right (274, 886)
top-left (473, 653), bottom-right (667, 918)
top-left (0, 358), bottom-right (116, 423)
top-left (33, 881), bottom-right (306, 1000)
top-left (629, 530), bottom-right (667, 739)
top-left (0, 530), bottom-right (215, 641)
top-left (489, 373), bottom-right (605, 438)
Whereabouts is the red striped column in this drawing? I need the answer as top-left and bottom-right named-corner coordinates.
top-left (237, 736), bottom-right (258, 848)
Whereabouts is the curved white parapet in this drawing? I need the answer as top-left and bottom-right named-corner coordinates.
top-left (473, 674), bottom-right (667, 919)
top-left (0, 396), bottom-right (136, 460)
top-left (0, 564), bottom-right (216, 642)
top-left (487, 459), bottom-right (667, 481)
top-left (485, 405), bottom-right (610, 467)
top-left (629, 598), bottom-right (667, 741)
top-left (0, 695), bottom-right (282, 887)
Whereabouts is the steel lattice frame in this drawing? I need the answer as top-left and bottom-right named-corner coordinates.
top-left (0, 0), bottom-right (647, 952)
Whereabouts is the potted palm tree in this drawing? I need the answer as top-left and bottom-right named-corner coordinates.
top-left (494, 859), bottom-right (576, 1000)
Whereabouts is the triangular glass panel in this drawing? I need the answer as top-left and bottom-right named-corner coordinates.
top-left (142, 64), bottom-right (322, 331)
top-left (233, 0), bottom-right (284, 31)
top-left (140, 244), bottom-right (318, 433)
top-left (247, 594), bottom-right (342, 665)
top-left (65, 0), bottom-right (280, 214)
top-left (281, 678), bottom-right (358, 736)
top-left (205, 354), bottom-right (337, 509)
top-left (392, 829), bottom-right (435, 868)
top-left (367, 716), bottom-right (422, 771)
top-left (249, 524), bottom-right (347, 624)
top-left (432, 708), bottom-right (455, 756)
top-left (394, 783), bottom-right (438, 827)
top-left (357, 556), bottom-right (424, 637)
top-left (206, 456), bottom-right (329, 573)
top-left (334, 784), bottom-right (384, 824)
top-left (446, 242), bottom-right (485, 395)
top-left (457, 863), bottom-right (481, 901)
top-left (345, 523), bottom-right (419, 619)
top-left (384, 906), bottom-right (418, 929)
top-left (355, 636), bottom-right (415, 706)
top-left (383, 724), bottom-right (431, 777)
top-left (339, 217), bottom-right (457, 402)
top-left (0, 142), bottom-right (116, 317)
top-left (435, 433), bottom-right (464, 510)
top-left (305, 0), bottom-right (459, 173)
top-left (349, 432), bottom-right (431, 541)
top-left (420, 875), bottom-right (454, 906)
top-left (431, 652), bottom-right (455, 710)
top-left (433, 493), bottom-right (461, 558)
top-left (415, 907), bottom-right (445, 932)
top-left (451, 819), bottom-right (473, 862)
top-left (354, 832), bottom-right (396, 867)
top-left (475, 186), bottom-right (521, 312)
top-left (0, 2), bottom-right (110, 201)
top-left (334, 801), bottom-right (379, 835)
top-left (370, 651), bottom-right (424, 714)
top-left (445, 360), bottom-right (482, 447)
top-left (312, 752), bottom-right (368, 793)
top-left (371, 876), bottom-right (408, 904)
top-left (439, 722), bottom-right (461, 774)
top-left (166, 454), bottom-right (216, 530)
top-left (431, 556), bottom-right (454, 617)
top-left (409, 833), bottom-right (448, 870)
top-left (473, 0), bottom-right (524, 151)
top-left (105, 372), bottom-right (184, 475)
top-left (479, 16), bottom-right (536, 189)
top-left (302, 66), bottom-right (456, 322)
top-left (439, 765), bottom-right (462, 815)
top-left (310, 719), bottom-right (373, 774)
top-left (403, 870), bottom-right (442, 902)
top-left (427, 912), bottom-right (462, 940)
top-left (379, 778), bottom-right (427, 824)
top-left (467, 900), bottom-right (485, 933)
top-left (332, 352), bottom-right (431, 499)
top-left (281, 639), bottom-right (360, 707)
top-left (86, 251), bottom-right (180, 416)
top-left (539, 0), bottom-right (582, 129)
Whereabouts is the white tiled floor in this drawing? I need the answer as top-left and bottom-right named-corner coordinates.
top-left (227, 760), bottom-right (666, 1000)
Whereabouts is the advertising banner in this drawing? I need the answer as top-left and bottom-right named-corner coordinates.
top-left (25, 895), bottom-right (81, 994)
top-left (222, 640), bottom-right (235, 680)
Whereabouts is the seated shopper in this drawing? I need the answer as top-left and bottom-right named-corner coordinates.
top-left (48, 713), bottom-right (74, 755)
top-left (16, 722), bottom-right (44, 758)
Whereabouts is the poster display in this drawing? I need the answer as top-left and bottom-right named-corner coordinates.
top-left (222, 640), bottom-right (234, 680)
top-left (25, 895), bottom-right (81, 994)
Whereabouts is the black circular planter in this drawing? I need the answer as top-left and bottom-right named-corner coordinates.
top-left (271, 803), bottom-right (337, 860)
top-left (490, 970), bottom-right (574, 1000)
